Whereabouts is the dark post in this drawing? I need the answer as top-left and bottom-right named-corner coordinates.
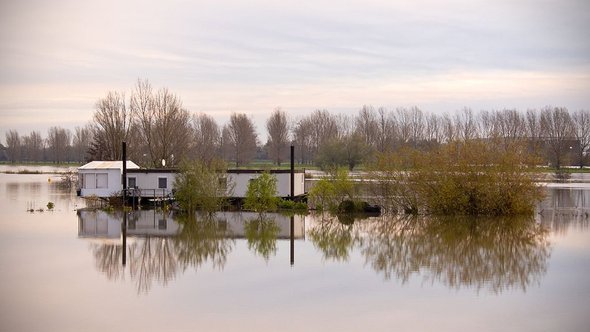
top-left (122, 212), bottom-right (127, 266)
top-left (290, 215), bottom-right (295, 266)
top-left (122, 141), bottom-right (127, 205)
top-left (121, 141), bottom-right (128, 266)
top-left (290, 145), bottom-right (295, 198)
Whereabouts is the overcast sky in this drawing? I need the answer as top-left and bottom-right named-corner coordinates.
top-left (1, 0), bottom-right (589, 143)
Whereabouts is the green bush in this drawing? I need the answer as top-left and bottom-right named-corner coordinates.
top-left (370, 140), bottom-right (543, 216)
top-left (244, 172), bottom-right (280, 213)
top-left (309, 168), bottom-right (356, 212)
top-left (277, 199), bottom-right (308, 211)
top-left (174, 160), bottom-right (230, 214)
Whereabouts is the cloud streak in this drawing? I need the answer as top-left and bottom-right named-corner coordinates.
top-left (1, 0), bottom-right (589, 140)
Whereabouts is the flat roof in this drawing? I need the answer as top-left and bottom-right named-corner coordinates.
top-left (78, 161), bottom-right (140, 170)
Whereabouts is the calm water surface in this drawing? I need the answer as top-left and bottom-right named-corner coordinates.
top-left (0, 170), bottom-right (589, 332)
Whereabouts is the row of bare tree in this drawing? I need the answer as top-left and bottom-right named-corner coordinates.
top-left (3, 80), bottom-right (589, 168)
top-left (290, 106), bottom-right (590, 169)
top-left (3, 126), bottom-right (92, 163)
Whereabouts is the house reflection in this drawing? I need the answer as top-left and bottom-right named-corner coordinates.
top-left (77, 209), bottom-right (305, 293)
top-left (306, 213), bottom-right (551, 294)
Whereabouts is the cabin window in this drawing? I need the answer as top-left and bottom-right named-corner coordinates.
top-left (158, 219), bottom-right (167, 230)
top-left (84, 173), bottom-right (96, 189)
top-left (158, 177), bottom-right (167, 189)
top-left (218, 176), bottom-right (227, 190)
top-left (96, 173), bottom-right (108, 189)
top-left (128, 177), bottom-right (137, 188)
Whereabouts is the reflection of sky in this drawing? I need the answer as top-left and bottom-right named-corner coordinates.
top-left (1, 173), bottom-right (589, 331)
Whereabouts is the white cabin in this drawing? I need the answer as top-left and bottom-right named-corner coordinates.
top-left (78, 161), bottom-right (140, 198)
top-left (78, 161), bottom-right (306, 199)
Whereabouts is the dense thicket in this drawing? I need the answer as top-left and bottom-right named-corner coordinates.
top-left (369, 140), bottom-right (543, 216)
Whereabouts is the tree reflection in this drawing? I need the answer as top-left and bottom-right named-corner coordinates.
top-left (90, 213), bottom-right (234, 294)
top-left (361, 215), bottom-right (551, 293)
top-left (307, 213), bottom-right (357, 262)
top-left (173, 214), bottom-right (234, 270)
top-left (244, 216), bottom-right (280, 261)
top-left (128, 237), bottom-right (178, 293)
top-left (91, 242), bottom-right (126, 281)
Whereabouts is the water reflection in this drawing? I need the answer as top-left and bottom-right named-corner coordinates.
top-left (78, 210), bottom-right (304, 293)
top-left (308, 214), bottom-right (551, 293)
top-left (173, 214), bottom-right (234, 270)
top-left (308, 213), bottom-right (356, 262)
top-left (244, 217), bottom-right (280, 261)
top-left (537, 188), bottom-right (590, 233)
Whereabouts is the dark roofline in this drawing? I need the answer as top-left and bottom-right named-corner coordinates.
top-left (128, 168), bottom-right (178, 174)
top-left (127, 168), bottom-right (305, 174)
top-left (226, 169), bottom-right (305, 174)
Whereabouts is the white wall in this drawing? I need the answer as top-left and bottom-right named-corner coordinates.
top-left (79, 169), bottom-right (122, 198)
top-left (227, 172), bottom-right (305, 198)
top-left (127, 172), bottom-right (176, 197)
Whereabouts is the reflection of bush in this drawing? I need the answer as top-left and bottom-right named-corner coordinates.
top-left (174, 214), bottom-right (234, 270)
top-left (360, 215), bottom-right (550, 293)
top-left (244, 217), bottom-right (280, 261)
top-left (308, 213), bottom-right (356, 262)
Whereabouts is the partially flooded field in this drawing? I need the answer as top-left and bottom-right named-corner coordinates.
top-left (1, 169), bottom-right (589, 332)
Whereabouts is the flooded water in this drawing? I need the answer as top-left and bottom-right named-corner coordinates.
top-left (1, 169), bottom-right (589, 332)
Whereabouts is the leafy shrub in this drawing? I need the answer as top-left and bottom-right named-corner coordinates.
top-left (278, 199), bottom-right (309, 211)
top-left (174, 160), bottom-right (230, 214)
top-left (370, 140), bottom-right (543, 216)
top-left (244, 172), bottom-right (280, 213)
top-left (309, 168), bottom-right (357, 212)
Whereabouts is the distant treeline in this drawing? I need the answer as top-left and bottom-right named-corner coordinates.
top-left (2, 79), bottom-right (589, 169)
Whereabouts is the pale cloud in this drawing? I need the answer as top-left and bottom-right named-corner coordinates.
top-left (1, 0), bottom-right (589, 142)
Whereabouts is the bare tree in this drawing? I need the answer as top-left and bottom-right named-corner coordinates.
top-left (292, 117), bottom-right (313, 164)
top-left (224, 113), bottom-right (258, 167)
top-left (191, 113), bottom-right (221, 165)
top-left (147, 88), bottom-right (191, 167)
top-left (21, 131), bottom-right (44, 162)
top-left (5, 130), bottom-right (20, 163)
top-left (376, 107), bottom-right (396, 153)
top-left (266, 108), bottom-right (290, 166)
top-left (442, 113), bottom-right (456, 143)
top-left (46, 126), bottom-right (71, 163)
top-left (526, 109), bottom-right (543, 157)
top-left (454, 108), bottom-right (478, 142)
top-left (72, 125), bottom-right (93, 163)
top-left (540, 107), bottom-right (574, 169)
top-left (494, 109), bottom-right (526, 150)
top-left (425, 113), bottom-right (443, 146)
top-left (90, 91), bottom-right (136, 161)
top-left (131, 79), bottom-right (154, 166)
top-left (131, 80), bottom-right (192, 167)
top-left (340, 115), bottom-right (370, 170)
top-left (408, 106), bottom-right (425, 146)
top-left (572, 109), bottom-right (590, 168)
top-left (309, 109), bottom-right (339, 160)
top-left (395, 107), bottom-right (412, 144)
top-left (355, 105), bottom-right (379, 150)
top-left (478, 110), bottom-right (495, 140)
